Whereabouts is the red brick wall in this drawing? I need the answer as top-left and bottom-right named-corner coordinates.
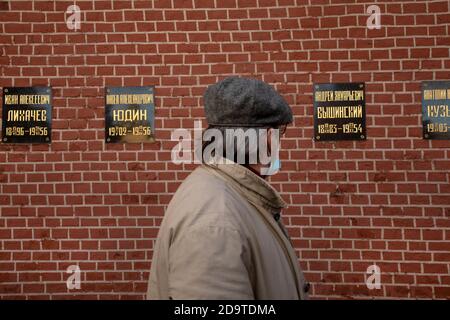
top-left (0, 0), bottom-right (449, 299)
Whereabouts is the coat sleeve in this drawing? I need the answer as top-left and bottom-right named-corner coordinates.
top-left (167, 224), bottom-right (255, 299)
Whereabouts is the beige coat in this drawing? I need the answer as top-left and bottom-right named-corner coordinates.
top-left (147, 159), bottom-right (309, 299)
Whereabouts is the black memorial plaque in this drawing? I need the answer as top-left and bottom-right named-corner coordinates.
top-left (2, 87), bottom-right (52, 143)
top-left (422, 81), bottom-right (450, 140)
top-left (314, 83), bottom-right (366, 141)
top-left (105, 86), bottom-right (155, 143)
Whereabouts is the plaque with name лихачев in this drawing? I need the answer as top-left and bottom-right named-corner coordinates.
top-left (422, 81), bottom-right (450, 140)
top-left (313, 82), bottom-right (366, 141)
top-left (105, 86), bottom-right (155, 143)
top-left (2, 86), bottom-right (52, 144)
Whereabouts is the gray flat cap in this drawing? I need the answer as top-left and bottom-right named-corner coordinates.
top-left (204, 77), bottom-right (293, 127)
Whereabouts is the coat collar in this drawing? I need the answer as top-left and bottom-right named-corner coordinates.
top-left (203, 157), bottom-right (287, 210)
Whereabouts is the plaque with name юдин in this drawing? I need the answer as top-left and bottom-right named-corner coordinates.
top-left (2, 86), bottom-right (52, 143)
top-left (105, 86), bottom-right (155, 143)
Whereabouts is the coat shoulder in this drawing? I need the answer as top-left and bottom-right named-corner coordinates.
top-left (164, 165), bottom-right (252, 231)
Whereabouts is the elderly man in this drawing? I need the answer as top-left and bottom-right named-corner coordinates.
top-left (147, 77), bottom-right (309, 299)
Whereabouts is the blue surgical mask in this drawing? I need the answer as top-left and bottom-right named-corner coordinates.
top-left (266, 158), bottom-right (281, 176)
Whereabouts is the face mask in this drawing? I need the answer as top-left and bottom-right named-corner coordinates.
top-left (265, 158), bottom-right (281, 176)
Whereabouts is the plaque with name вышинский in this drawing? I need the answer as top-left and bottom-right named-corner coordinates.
top-left (314, 82), bottom-right (366, 141)
top-left (2, 86), bottom-right (52, 144)
top-left (422, 81), bottom-right (450, 140)
top-left (105, 86), bottom-right (155, 143)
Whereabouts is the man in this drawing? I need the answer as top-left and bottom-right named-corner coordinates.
top-left (147, 77), bottom-right (309, 299)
